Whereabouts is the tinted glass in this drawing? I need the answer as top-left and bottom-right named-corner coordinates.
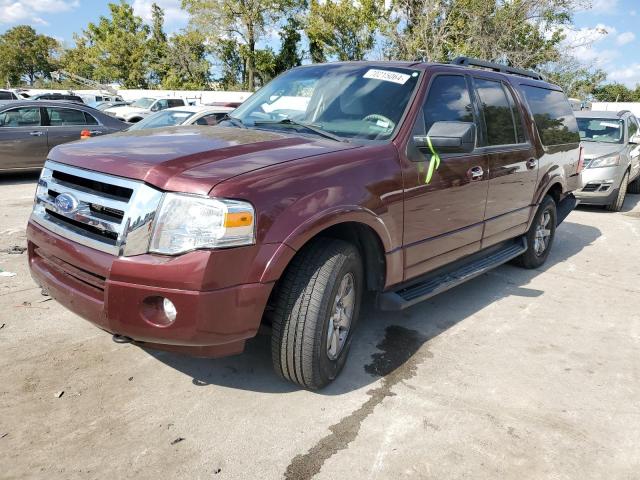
top-left (0, 107), bottom-right (41, 127)
top-left (232, 64), bottom-right (421, 141)
top-left (127, 110), bottom-right (194, 130)
top-left (156, 99), bottom-right (169, 110)
top-left (423, 75), bottom-right (473, 133)
top-left (84, 112), bottom-right (98, 125)
top-left (521, 86), bottom-right (580, 146)
top-left (0, 91), bottom-right (15, 100)
top-left (628, 117), bottom-right (638, 139)
top-left (195, 113), bottom-right (227, 126)
top-left (475, 79), bottom-right (516, 146)
top-left (47, 107), bottom-right (87, 126)
top-left (167, 99), bottom-right (184, 108)
top-left (577, 118), bottom-right (624, 144)
top-left (505, 85), bottom-right (526, 143)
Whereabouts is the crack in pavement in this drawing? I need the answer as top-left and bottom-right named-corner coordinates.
top-left (284, 325), bottom-right (432, 480)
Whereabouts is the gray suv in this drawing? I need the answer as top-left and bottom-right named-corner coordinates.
top-left (575, 110), bottom-right (640, 211)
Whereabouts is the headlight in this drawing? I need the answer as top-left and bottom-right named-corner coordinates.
top-left (588, 155), bottom-right (620, 168)
top-left (149, 193), bottom-right (255, 255)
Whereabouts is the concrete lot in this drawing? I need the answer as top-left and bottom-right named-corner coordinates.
top-left (1, 172), bottom-right (639, 480)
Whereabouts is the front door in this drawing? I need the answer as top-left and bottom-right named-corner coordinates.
top-left (471, 77), bottom-right (538, 247)
top-left (0, 106), bottom-right (48, 170)
top-left (400, 74), bottom-right (489, 280)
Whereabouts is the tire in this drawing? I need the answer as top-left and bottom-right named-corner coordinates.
top-left (606, 171), bottom-right (629, 211)
top-left (515, 195), bottom-right (557, 269)
top-left (628, 174), bottom-right (640, 194)
top-left (271, 238), bottom-right (363, 390)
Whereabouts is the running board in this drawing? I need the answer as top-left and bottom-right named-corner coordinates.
top-left (379, 238), bottom-right (528, 311)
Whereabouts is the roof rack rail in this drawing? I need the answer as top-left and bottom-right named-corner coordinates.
top-left (450, 56), bottom-right (545, 81)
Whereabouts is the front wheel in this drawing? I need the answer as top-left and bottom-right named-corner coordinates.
top-left (606, 171), bottom-right (629, 211)
top-left (270, 238), bottom-right (363, 389)
top-left (515, 195), bottom-right (557, 269)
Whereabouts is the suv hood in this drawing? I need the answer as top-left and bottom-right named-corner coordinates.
top-left (581, 142), bottom-right (625, 159)
top-left (48, 126), bottom-right (359, 194)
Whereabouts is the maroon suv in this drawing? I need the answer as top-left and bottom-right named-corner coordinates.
top-left (27, 58), bottom-right (582, 389)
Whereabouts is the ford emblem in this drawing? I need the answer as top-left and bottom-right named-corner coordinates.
top-left (55, 193), bottom-right (79, 214)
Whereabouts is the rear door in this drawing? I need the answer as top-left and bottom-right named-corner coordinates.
top-left (44, 106), bottom-right (106, 148)
top-left (0, 106), bottom-right (48, 170)
top-left (472, 76), bottom-right (538, 247)
top-left (401, 74), bottom-right (489, 279)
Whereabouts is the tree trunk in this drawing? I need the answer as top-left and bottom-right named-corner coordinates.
top-left (247, 22), bottom-right (255, 91)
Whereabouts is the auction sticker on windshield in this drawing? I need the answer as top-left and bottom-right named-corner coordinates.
top-left (363, 69), bottom-right (411, 85)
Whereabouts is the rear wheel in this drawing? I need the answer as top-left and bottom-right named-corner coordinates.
top-left (606, 171), bottom-right (629, 211)
top-left (515, 195), bottom-right (557, 269)
top-left (270, 238), bottom-right (363, 389)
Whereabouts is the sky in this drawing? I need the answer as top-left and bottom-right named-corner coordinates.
top-left (1, 0), bottom-right (639, 87)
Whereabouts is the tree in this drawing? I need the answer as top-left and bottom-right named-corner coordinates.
top-left (306, 0), bottom-right (384, 61)
top-left (0, 26), bottom-right (59, 86)
top-left (542, 56), bottom-right (606, 99)
top-left (148, 2), bottom-right (170, 85)
top-left (386, 0), bottom-right (581, 69)
top-left (162, 30), bottom-right (211, 89)
top-left (592, 83), bottom-right (638, 102)
top-left (215, 38), bottom-right (244, 89)
top-left (275, 17), bottom-right (302, 74)
top-left (64, 1), bottom-right (151, 88)
top-left (182, 0), bottom-right (302, 90)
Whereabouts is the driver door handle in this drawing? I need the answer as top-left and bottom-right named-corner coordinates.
top-left (526, 158), bottom-right (537, 170)
top-left (469, 166), bottom-right (484, 181)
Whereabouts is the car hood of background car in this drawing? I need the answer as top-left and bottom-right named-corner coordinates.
top-left (582, 142), bottom-right (626, 160)
top-left (48, 125), bottom-right (360, 195)
top-left (104, 105), bottom-right (146, 116)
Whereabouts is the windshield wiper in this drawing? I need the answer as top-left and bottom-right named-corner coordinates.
top-left (253, 118), bottom-right (347, 143)
top-left (220, 114), bottom-right (247, 129)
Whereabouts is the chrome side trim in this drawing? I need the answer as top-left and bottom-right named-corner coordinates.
top-left (31, 160), bottom-right (164, 256)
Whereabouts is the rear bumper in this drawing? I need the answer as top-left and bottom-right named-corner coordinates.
top-left (27, 221), bottom-right (275, 357)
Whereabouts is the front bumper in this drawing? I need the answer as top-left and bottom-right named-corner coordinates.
top-left (574, 165), bottom-right (624, 205)
top-left (27, 221), bottom-right (275, 357)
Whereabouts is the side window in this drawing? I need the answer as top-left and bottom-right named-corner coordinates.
top-left (627, 116), bottom-right (638, 139)
top-left (84, 112), bottom-right (98, 125)
top-left (0, 91), bottom-right (14, 100)
top-left (0, 107), bottom-right (41, 127)
top-left (474, 78), bottom-right (517, 146)
top-left (46, 107), bottom-right (88, 126)
top-left (423, 75), bottom-right (474, 133)
top-left (195, 113), bottom-right (226, 126)
top-left (504, 85), bottom-right (526, 143)
top-left (167, 99), bottom-right (184, 108)
top-left (156, 99), bottom-right (169, 110)
top-left (521, 86), bottom-right (580, 146)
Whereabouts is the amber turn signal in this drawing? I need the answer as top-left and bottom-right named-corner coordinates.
top-left (224, 212), bottom-right (253, 228)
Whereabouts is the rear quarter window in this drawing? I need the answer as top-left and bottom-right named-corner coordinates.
top-left (521, 86), bottom-right (580, 146)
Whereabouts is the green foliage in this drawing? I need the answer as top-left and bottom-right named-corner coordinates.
top-left (592, 83), bottom-right (640, 102)
top-left (182, 0), bottom-right (303, 90)
top-left (62, 1), bottom-right (151, 88)
top-left (162, 30), bottom-right (211, 89)
top-left (148, 2), bottom-right (170, 85)
top-left (0, 26), bottom-right (59, 86)
top-left (275, 17), bottom-right (302, 75)
top-left (542, 58), bottom-right (607, 99)
top-left (306, 0), bottom-right (384, 61)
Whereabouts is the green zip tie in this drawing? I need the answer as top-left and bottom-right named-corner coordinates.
top-left (424, 136), bottom-right (441, 184)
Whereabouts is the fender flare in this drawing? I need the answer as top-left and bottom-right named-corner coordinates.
top-left (260, 206), bottom-right (393, 284)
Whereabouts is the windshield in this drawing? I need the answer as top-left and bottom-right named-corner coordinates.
top-left (577, 118), bottom-right (624, 144)
top-left (130, 97), bottom-right (156, 109)
top-left (231, 64), bottom-right (421, 141)
top-left (127, 110), bottom-right (195, 130)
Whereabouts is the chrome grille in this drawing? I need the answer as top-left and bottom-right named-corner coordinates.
top-left (31, 161), bottom-right (164, 256)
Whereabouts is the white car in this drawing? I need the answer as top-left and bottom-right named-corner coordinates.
top-left (126, 105), bottom-right (234, 130)
top-left (105, 97), bottom-right (187, 123)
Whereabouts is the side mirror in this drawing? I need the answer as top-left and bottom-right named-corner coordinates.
top-left (413, 121), bottom-right (476, 155)
top-left (629, 133), bottom-right (640, 145)
top-left (150, 103), bottom-right (160, 112)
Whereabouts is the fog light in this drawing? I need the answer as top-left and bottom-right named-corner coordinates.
top-left (141, 296), bottom-right (178, 327)
top-left (163, 298), bottom-right (177, 322)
